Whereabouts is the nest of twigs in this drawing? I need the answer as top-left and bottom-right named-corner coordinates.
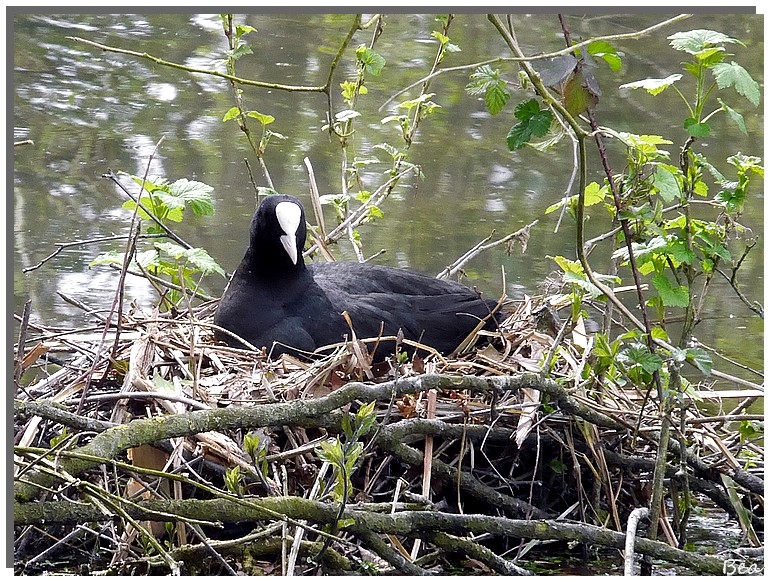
top-left (13, 294), bottom-right (764, 575)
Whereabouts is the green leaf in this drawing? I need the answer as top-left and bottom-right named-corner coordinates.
top-left (243, 431), bottom-right (262, 459)
top-left (235, 24), bottom-right (256, 37)
top-left (526, 108), bottom-right (554, 134)
top-left (624, 343), bottom-right (664, 374)
top-left (615, 132), bottom-right (673, 159)
top-left (355, 401), bottom-right (378, 437)
top-left (135, 249), bottom-right (160, 269)
top-left (182, 248), bottom-right (226, 277)
top-left (683, 117), bottom-right (711, 138)
top-left (222, 107), bottom-right (241, 122)
top-left (89, 250), bottom-right (124, 268)
top-left (340, 80), bottom-right (357, 102)
top-left (356, 45), bottom-right (386, 76)
top-left (529, 135), bottom-right (566, 153)
top-left (693, 180), bottom-right (709, 197)
top-left (507, 99), bottom-right (553, 150)
top-left (246, 111), bottom-right (275, 126)
top-left (122, 198), bottom-right (154, 221)
top-left (671, 347), bottom-right (689, 365)
top-left (727, 153), bottom-right (764, 175)
top-left (484, 83), bottom-right (510, 115)
top-left (466, 65), bottom-right (499, 95)
top-left (548, 458), bottom-right (567, 474)
top-left (551, 255), bottom-right (584, 275)
top-left (164, 178), bottom-right (215, 216)
top-left (514, 98), bottom-right (539, 121)
top-left (600, 53), bottom-right (622, 72)
top-left (695, 231), bottom-right (732, 262)
top-left (612, 235), bottom-right (669, 263)
top-left (544, 197), bottom-right (570, 215)
top-left (718, 98), bottom-right (747, 135)
top-left (587, 40), bottom-right (623, 72)
top-left (654, 166), bottom-right (681, 202)
top-left (156, 242), bottom-right (225, 277)
top-left (445, 42), bottom-right (461, 53)
top-left (583, 182), bottom-right (606, 206)
top-left (155, 241), bottom-right (188, 260)
top-left (685, 347), bottom-right (712, 376)
top-left (693, 47), bottom-right (727, 66)
top-left (715, 186), bottom-right (745, 213)
top-left (593, 333), bottom-right (619, 359)
top-left (506, 123), bottom-right (531, 151)
top-left (317, 439), bottom-right (343, 466)
top-left (431, 31), bottom-right (449, 45)
top-left (373, 143), bottom-right (401, 159)
top-left (127, 173), bottom-right (167, 193)
top-left (563, 271), bottom-right (603, 298)
top-left (152, 371), bottom-right (176, 393)
top-left (651, 272), bottom-right (690, 307)
top-left (396, 93), bottom-right (436, 112)
top-left (668, 29), bottom-right (742, 55)
top-left (667, 237), bottom-right (697, 265)
top-left (650, 327), bottom-right (670, 343)
top-left (737, 420), bottom-right (760, 441)
top-left (619, 74), bottom-right (682, 96)
top-left (227, 44), bottom-right (253, 61)
top-left (341, 413), bottom-right (353, 440)
top-left (711, 61), bottom-right (760, 106)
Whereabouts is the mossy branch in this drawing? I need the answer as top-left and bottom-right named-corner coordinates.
top-left (15, 496), bottom-right (729, 575)
top-left (13, 372), bottom-right (599, 502)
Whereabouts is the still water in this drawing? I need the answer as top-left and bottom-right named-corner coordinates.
top-left (12, 12), bottom-right (764, 383)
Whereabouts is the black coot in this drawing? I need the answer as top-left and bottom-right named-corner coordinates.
top-left (213, 194), bottom-right (499, 358)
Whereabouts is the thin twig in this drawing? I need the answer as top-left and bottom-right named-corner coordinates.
top-left (22, 234), bottom-right (165, 273)
top-left (437, 220), bottom-right (538, 280)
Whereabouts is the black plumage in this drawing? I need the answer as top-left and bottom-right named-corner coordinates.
top-left (213, 194), bottom-right (499, 358)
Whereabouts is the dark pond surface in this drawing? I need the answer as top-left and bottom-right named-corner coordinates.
top-left (12, 12), bottom-right (764, 386)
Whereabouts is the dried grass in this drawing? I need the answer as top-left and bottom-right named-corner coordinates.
top-left (13, 293), bottom-right (764, 575)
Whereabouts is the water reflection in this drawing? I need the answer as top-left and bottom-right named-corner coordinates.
top-left (13, 12), bottom-right (764, 382)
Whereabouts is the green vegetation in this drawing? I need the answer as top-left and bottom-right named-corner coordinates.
top-left (14, 13), bottom-right (763, 576)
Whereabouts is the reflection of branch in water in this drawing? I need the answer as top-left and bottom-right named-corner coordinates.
top-left (22, 234), bottom-right (165, 274)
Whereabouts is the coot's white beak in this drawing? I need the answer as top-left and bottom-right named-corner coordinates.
top-left (275, 201), bottom-right (302, 265)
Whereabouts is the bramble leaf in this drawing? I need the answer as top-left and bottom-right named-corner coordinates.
top-left (506, 99), bottom-right (553, 150)
top-left (719, 98), bottom-right (748, 135)
top-left (684, 117), bottom-right (711, 137)
top-left (654, 165), bottom-right (681, 202)
top-left (668, 29), bottom-right (742, 54)
top-left (686, 347), bottom-right (713, 376)
top-left (587, 40), bottom-right (623, 72)
top-left (711, 61), bottom-right (760, 106)
top-left (161, 178), bottom-right (215, 216)
top-left (623, 343), bottom-right (664, 374)
top-left (620, 74), bottom-right (682, 96)
top-left (651, 272), bottom-right (690, 307)
top-left (356, 46), bottom-right (386, 76)
top-left (156, 242), bottom-right (225, 277)
top-left (584, 181), bottom-right (606, 206)
top-left (485, 82), bottom-right (510, 115)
